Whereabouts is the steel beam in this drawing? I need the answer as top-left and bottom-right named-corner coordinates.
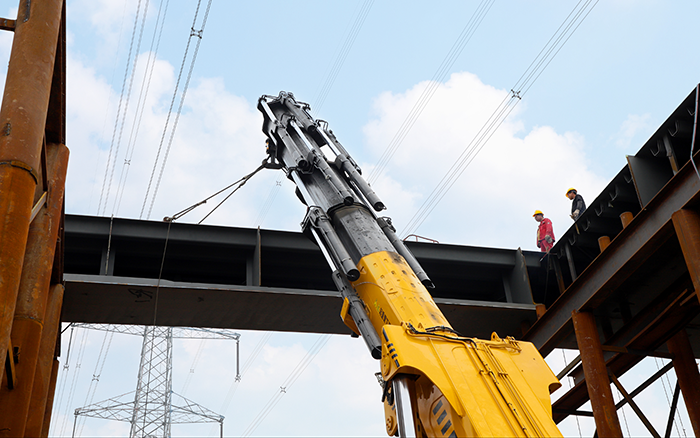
top-left (667, 329), bottom-right (700, 437)
top-left (0, 143), bottom-right (68, 436)
top-left (672, 209), bottom-right (700, 303)
top-left (665, 382), bottom-right (681, 438)
top-left (24, 283), bottom-right (63, 438)
top-left (524, 152), bottom-right (700, 356)
top-left (61, 274), bottom-right (538, 339)
top-left (572, 310), bottom-right (622, 437)
top-left (41, 358), bottom-right (59, 437)
top-left (0, 0), bottom-right (64, 380)
top-left (609, 371), bottom-right (660, 438)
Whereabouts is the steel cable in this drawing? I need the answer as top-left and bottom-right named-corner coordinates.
top-left (368, 0), bottom-right (495, 185)
top-left (209, 332), bottom-right (274, 435)
top-left (55, 328), bottom-right (90, 436)
top-left (254, 178), bottom-right (282, 227)
top-left (87, 1), bottom-right (130, 213)
top-left (143, 0), bottom-right (215, 220)
top-left (313, 0), bottom-right (375, 115)
top-left (240, 335), bottom-right (331, 437)
top-left (98, 0), bottom-right (149, 216)
top-left (400, 0), bottom-right (599, 237)
top-left (76, 330), bottom-right (115, 436)
top-left (140, 0), bottom-right (206, 219)
top-left (113, 0), bottom-right (172, 216)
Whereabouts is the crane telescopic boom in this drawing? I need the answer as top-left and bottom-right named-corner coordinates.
top-left (258, 92), bottom-right (562, 438)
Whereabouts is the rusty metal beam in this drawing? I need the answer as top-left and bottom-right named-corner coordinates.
top-left (41, 358), bottom-right (59, 437)
top-left (667, 329), bottom-right (700, 437)
top-left (614, 361), bottom-right (674, 410)
top-left (524, 151), bottom-right (700, 356)
top-left (24, 283), bottom-right (64, 438)
top-left (665, 382), bottom-right (681, 438)
top-left (609, 371), bottom-right (660, 438)
top-left (553, 287), bottom-right (699, 423)
top-left (0, 18), bottom-right (15, 32)
top-left (0, 143), bottom-right (69, 436)
top-left (3, 339), bottom-right (16, 389)
top-left (572, 310), bottom-right (622, 437)
top-left (672, 209), bottom-right (700, 303)
top-left (0, 0), bottom-right (64, 379)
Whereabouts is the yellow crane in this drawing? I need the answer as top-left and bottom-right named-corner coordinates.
top-left (258, 92), bottom-right (562, 437)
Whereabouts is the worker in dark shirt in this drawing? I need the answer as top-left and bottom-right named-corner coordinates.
top-left (566, 188), bottom-right (586, 220)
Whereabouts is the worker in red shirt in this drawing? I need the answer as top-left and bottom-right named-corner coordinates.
top-left (533, 210), bottom-right (555, 252)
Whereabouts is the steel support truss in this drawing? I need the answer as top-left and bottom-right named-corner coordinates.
top-left (70, 324), bottom-right (239, 438)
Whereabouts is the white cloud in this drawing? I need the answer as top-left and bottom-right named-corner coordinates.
top-left (612, 113), bottom-right (652, 149)
top-left (362, 71), bottom-right (608, 250)
top-left (64, 49), bottom-right (305, 230)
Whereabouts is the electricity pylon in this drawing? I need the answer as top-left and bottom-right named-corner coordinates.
top-left (70, 324), bottom-right (240, 438)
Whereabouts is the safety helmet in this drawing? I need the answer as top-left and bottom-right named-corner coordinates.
top-left (533, 210), bottom-right (543, 217)
top-left (566, 187), bottom-right (577, 197)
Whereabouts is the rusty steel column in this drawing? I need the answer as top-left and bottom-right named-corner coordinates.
top-left (572, 309), bottom-right (623, 437)
top-left (672, 209), bottom-right (700, 301)
top-left (620, 212), bottom-right (634, 229)
top-left (0, 143), bottom-right (68, 436)
top-left (40, 358), bottom-right (60, 438)
top-left (0, 0), bottom-right (64, 376)
top-left (667, 329), bottom-right (700, 437)
top-left (24, 283), bottom-right (64, 438)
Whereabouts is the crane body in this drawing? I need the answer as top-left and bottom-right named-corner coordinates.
top-left (258, 92), bottom-right (563, 437)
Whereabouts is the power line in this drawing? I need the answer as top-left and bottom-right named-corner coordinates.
top-left (112, 0), bottom-right (172, 217)
top-left (254, 178), bottom-right (282, 227)
top-left (76, 331), bottom-right (115, 436)
top-left (312, 0), bottom-right (375, 115)
top-left (368, 0), bottom-right (495, 185)
top-left (87, 1), bottom-right (130, 214)
top-left (180, 339), bottom-right (207, 396)
top-left (97, 0), bottom-right (149, 216)
top-left (54, 327), bottom-right (90, 436)
top-left (240, 335), bottom-right (331, 437)
top-left (210, 332), bottom-right (274, 435)
top-left (141, 0), bottom-right (215, 220)
top-left (400, 0), bottom-right (599, 237)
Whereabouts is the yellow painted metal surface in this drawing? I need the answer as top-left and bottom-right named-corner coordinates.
top-left (352, 251), bottom-right (563, 437)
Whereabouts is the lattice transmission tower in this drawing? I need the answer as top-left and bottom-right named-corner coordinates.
top-left (69, 324), bottom-right (240, 438)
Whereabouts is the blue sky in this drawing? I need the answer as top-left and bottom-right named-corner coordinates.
top-left (2, 0), bottom-right (699, 436)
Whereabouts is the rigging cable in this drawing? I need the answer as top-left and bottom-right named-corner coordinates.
top-left (141, 0), bottom-right (215, 220)
top-left (97, 0), bottom-right (149, 215)
top-left (400, 0), bottom-right (599, 237)
top-left (368, 0), bottom-right (495, 185)
top-left (138, 161), bottom-right (265, 433)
